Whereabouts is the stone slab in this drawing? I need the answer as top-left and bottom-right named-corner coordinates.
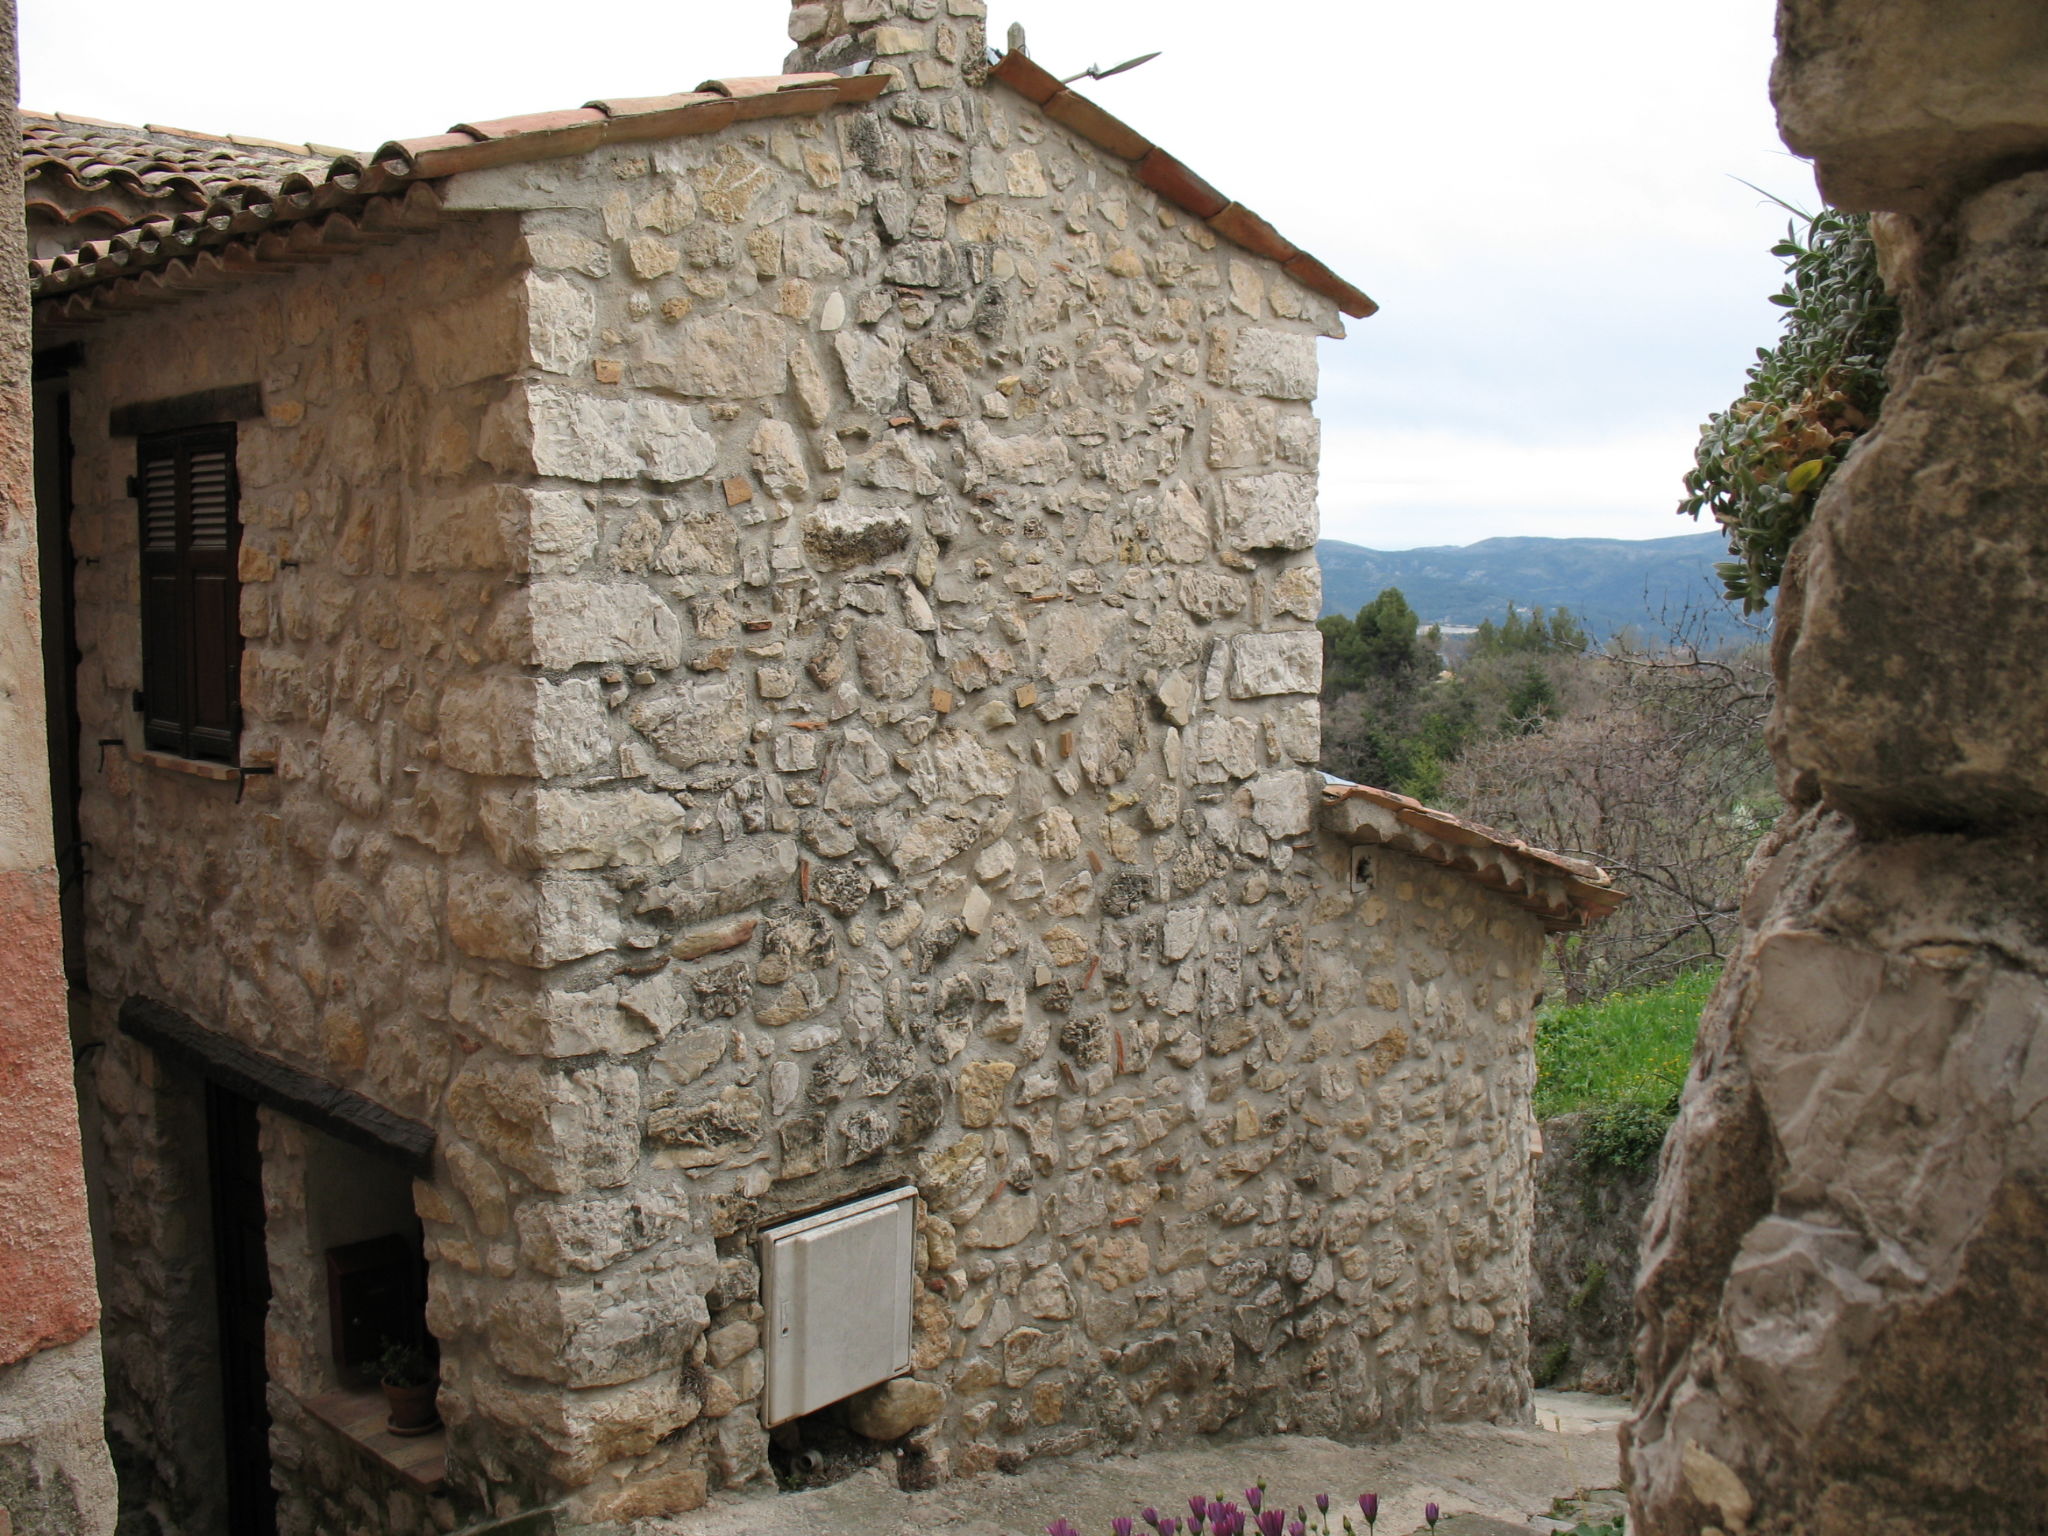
top-left (118, 994), bottom-right (434, 1173)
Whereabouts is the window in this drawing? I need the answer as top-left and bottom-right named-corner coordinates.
top-left (135, 423), bottom-right (241, 761)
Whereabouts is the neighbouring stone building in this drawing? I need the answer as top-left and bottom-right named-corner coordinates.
top-left (1626, 3), bottom-right (2048, 1532)
top-left (0, 0), bottom-right (119, 1528)
top-left (23, 4), bottom-right (1620, 1531)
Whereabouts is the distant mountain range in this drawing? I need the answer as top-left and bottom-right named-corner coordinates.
top-left (1316, 530), bottom-right (1765, 642)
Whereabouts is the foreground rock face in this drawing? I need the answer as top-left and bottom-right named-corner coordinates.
top-left (1627, 5), bottom-right (2048, 1528)
top-left (1772, 0), bottom-right (2048, 215)
top-left (1772, 170), bottom-right (2048, 828)
top-left (1628, 811), bottom-right (2048, 1531)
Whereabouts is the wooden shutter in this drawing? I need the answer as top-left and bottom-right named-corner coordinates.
top-left (135, 424), bottom-right (241, 761)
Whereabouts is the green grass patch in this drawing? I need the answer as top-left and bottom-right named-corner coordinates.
top-left (1534, 966), bottom-right (1720, 1121)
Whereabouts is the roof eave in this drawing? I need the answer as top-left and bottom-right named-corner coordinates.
top-left (987, 50), bottom-right (1376, 320)
top-left (1319, 781), bottom-right (1627, 934)
top-left (25, 72), bottom-right (887, 316)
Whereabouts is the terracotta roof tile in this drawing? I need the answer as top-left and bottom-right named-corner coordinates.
top-left (988, 51), bottom-right (1376, 319)
top-left (1207, 202), bottom-right (1297, 265)
top-left (1320, 778), bottom-right (1627, 933)
top-left (584, 91), bottom-right (720, 116)
top-left (1041, 89), bottom-right (1149, 162)
top-left (24, 74), bottom-right (883, 315)
top-left (26, 56), bottom-right (1372, 322)
top-left (1134, 147), bottom-right (1228, 220)
top-left (24, 110), bottom-right (355, 218)
top-left (696, 74), bottom-right (844, 97)
top-left (453, 107), bottom-right (609, 141)
top-left (987, 49), bottom-right (1064, 106)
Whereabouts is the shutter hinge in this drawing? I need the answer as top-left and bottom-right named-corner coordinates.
top-left (233, 765), bottom-right (274, 806)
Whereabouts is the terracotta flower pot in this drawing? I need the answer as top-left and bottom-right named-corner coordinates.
top-left (382, 1379), bottom-right (440, 1437)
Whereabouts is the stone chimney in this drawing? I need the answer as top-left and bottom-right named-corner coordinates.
top-left (785, 0), bottom-right (988, 94)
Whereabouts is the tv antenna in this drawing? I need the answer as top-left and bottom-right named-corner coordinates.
top-left (1060, 52), bottom-right (1162, 84)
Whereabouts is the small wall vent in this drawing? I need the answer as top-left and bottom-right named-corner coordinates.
top-left (1351, 846), bottom-right (1375, 891)
top-left (759, 1186), bottom-right (917, 1426)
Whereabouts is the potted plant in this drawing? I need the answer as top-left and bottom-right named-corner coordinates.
top-left (372, 1341), bottom-right (439, 1436)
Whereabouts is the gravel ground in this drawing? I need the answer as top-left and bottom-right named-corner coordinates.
top-left (635, 1394), bottom-right (1628, 1536)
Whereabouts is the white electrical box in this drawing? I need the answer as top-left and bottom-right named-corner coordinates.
top-left (759, 1186), bottom-right (917, 1426)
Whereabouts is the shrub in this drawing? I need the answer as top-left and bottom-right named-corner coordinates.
top-left (1578, 1101), bottom-right (1676, 1174)
top-left (1681, 199), bottom-right (1899, 612)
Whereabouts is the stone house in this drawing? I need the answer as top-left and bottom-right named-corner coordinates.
top-left (23, 4), bottom-right (1621, 1532)
top-left (0, 17), bottom-right (118, 1536)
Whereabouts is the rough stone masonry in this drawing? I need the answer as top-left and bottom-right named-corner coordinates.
top-left (36, 3), bottom-right (1581, 1530)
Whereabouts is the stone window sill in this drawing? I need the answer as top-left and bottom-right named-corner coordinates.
top-left (301, 1386), bottom-right (447, 1495)
top-left (126, 746), bottom-right (243, 783)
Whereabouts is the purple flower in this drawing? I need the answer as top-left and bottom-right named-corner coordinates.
top-left (1113, 1518), bottom-right (1135, 1536)
top-left (1358, 1495), bottom-right (1378, 1530)
top-left (1162, 1520), bottom-right (1180, 1536)
top-left (1246, 1490), bottom-right (1263, 1513)
top-left (1316, 1496), bottom-right (1330, 1517)
top-left (1257, 1509), bottom-right (1287, 1536)
top-left (1424, 1505), bottom-right (1440, 1531)
top-left (1289, 1522), bottom-right (1306, 1536)
top-left (1049, 1522), bottom-right (1082, 1536)
top-left (1143, 1512), bottom-right (1161, 1531)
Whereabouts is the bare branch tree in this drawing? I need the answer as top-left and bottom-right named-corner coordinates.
top-left (1442, 637), bottom-right (1775, 1003)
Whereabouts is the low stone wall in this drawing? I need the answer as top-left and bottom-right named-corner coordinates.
top-left (1528, 1113), bottom-right (1654, 1395)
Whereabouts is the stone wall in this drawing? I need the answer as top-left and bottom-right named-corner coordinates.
top-left (60, 211), bottom-right (531, 1536)
top-left (0, 0), bottom-right (117, 1523)
top-left (1624, 4), bottom-right (2048, 1529)
top-left (418, 34), bottom-right (1530, 1502)
top-left (54, 3), bottom-right (1554, 1526)
top-left (1529, 1114), bottom-right (1654, 1396)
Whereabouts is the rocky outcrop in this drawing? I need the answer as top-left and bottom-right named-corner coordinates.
top-left (1625, 4), bottom-right (2048, 1529)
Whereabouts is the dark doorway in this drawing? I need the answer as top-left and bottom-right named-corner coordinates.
top-left (206, 1082), bottom-right (278, 1536)
top-left (32, 356), bottom-right (87, 989)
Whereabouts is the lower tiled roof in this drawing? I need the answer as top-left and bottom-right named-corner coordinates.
top-left (25, 111), bottom-right (356, 223)
top-left (1320, 778), bottom-right (1628, 933)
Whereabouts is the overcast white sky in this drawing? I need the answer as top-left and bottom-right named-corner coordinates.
top-left (22, 0), bottom-right (1815, 551)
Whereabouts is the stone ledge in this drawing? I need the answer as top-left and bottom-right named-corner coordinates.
top-left (301, 1386), bottom-right (447, 1495)
top-left (126, 746), bottom-right (242, 782)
